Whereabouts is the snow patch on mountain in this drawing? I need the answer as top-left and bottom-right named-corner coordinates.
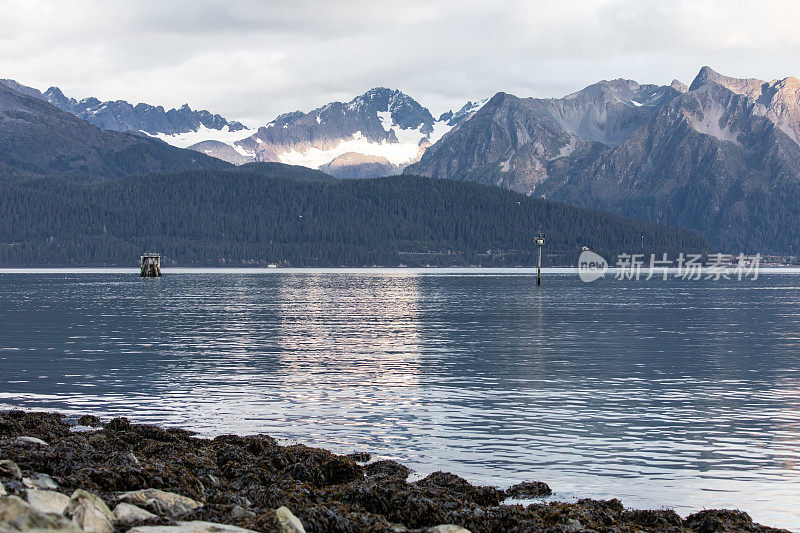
top-left (277, 131), bottom-right (422, 168)
top-left (274, 99), bottom-right (487, 170)
top-left (149, 124), bottom-right (256, 149)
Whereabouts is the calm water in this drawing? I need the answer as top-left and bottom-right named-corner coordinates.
top-left (1, 269), bottom-right (799, 530)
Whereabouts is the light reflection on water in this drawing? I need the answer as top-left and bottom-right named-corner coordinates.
top-left (1, 270), bottom-right (800, 530)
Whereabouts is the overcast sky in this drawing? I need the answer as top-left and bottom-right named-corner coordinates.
top-left (2, 0), bottom-right (799, 126)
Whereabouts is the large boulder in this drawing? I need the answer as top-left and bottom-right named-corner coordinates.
top-left (113, 502), bottom-right (157, 525)
top-left (0, 495), bottom-right (81, 532)
top-left (65, 489), bottom-right (115, 533)
top-left (26, 489), bottom-right (70, 515)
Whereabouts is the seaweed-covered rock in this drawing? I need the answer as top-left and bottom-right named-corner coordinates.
top-left (0, 411), bottom-right (71, 443)
top-left (623, 508), bottom-right (682, 528)
top-left (684, 509), bottom-right (773, 532)
top-left (346, 453), bottom-right (371, 463)
top-left (505, 480), bottom-right (551, 498)
top-left (78, 415), bottom-right (102, 428)
top-left (414, 472), bottom-right (506, 507)
top-left (0, 412), bottom-right (790, 533)
top-left (365, 460), bottom-right (411, 480)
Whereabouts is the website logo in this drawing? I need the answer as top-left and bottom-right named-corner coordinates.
top-left (578, 250), bottom-right (608, 282)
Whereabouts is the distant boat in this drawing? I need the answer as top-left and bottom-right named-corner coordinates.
top-left (267, 264), bottom-right (278, 268)
top-left (140, 253), bottom-right (162, 277)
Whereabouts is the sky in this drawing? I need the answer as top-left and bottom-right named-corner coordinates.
top-left (1, 0), bottom-right (799, 127)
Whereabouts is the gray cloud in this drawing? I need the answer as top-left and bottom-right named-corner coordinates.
top-left (1, 0), bottom-right (799, 126)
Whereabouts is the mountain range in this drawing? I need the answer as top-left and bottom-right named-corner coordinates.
top-left (406, 67), bottom-right (800, 254)
top-left (1, 80), bottom-right (485, 180)
top-left (0, 79), bottom-right (249, 145)
top-left (2, 66), bottom-right (799, 257)
top-left (225, 89), bottom-right (485, 179)
top-left (0, 81), bottom-right (229, 179)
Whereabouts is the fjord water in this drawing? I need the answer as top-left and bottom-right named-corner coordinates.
top-left (1, 270), bottom-right (799, 530)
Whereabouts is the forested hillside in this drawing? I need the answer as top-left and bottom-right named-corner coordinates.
top-left (0, 171), bottom-right (707, 266)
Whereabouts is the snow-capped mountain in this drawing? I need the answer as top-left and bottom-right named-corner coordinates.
top-left (200, 88), bottom-right (486, 177)
top-left (0, 79), bottom-right (253, 147)
top-left (0, 79), bottom-right (484, 176)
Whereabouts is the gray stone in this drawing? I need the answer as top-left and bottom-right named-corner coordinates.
top-left (0, 483), bottom-right (5, 497)
top-left (228, 505), bottom-right (255, 520)
top-left (128, 521), bottom-right (258, 533)
top-left (26, 490), bottom-right (70, 515)
top-left (427, 526), bottom-right (472, 533)
top-left (0, 494), bottom-right (81, 532)
top-left (23, 473), bottom-right (58, 490)
top-left (118, 489), bottom-right (201, 518)
top-left (113, 503), bottom-right (157, 525)
top-left (0, 461), bottom-right (22, 480)
top-left (13, 436), bottom-right (48, 446)
top-left (65, 489), bottom-right (115, 533)
top-left (69, 425), bottom-right (99, 433)
top-left (275, 506), bottom-right (306, 533)
top-left (563, 518), bottom-right (583, 532)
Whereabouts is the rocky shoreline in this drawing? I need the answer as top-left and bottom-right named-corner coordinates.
top-left (0, 410), bottom-right (787, 532)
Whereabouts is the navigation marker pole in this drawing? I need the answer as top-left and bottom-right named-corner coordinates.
top-left (534, 233), bottom-right (545, 286)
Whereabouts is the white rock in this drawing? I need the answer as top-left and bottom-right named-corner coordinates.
top-left (128, 521), bottom-right (258, 533)
top-left (23, 473), bottom-right (59, 490)
top-left (113, 502), bottom-right (157, 524)
top-left (26, 489), bottom-right (71, 515)
top-left (275, 506), bottom-right (306, 533)
top-left (66, 489), bottom-right (115, 533)
top-left (118, 488), bottom-right (202, 518)
top-left (0, 482), bottom-right (6, 497)
top-left (427, 526), bottom-right (472, 533)
top-left (14, 436), bottom-right (49, 446)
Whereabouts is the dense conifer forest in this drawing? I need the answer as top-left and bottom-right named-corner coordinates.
top-left (0, 169), bottom-right (707, 266)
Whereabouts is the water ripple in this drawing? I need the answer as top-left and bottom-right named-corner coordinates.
top-left (1, 271), bottom-right (799, 529)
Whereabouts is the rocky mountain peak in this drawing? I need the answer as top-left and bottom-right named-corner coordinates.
top-left (0, 79), bottom-right (42, 98)
top-left (687, 67), bottom-right (800, 146)
top-left (670, 79), bottom-right (688, 93)
top-left (689, 66), bottom-right (763, 96)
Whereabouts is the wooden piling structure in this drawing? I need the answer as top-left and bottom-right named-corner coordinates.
top-left (140, 253), bottom-right (162, 277)
top-left (534, 233), bottom-right (545, 286)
